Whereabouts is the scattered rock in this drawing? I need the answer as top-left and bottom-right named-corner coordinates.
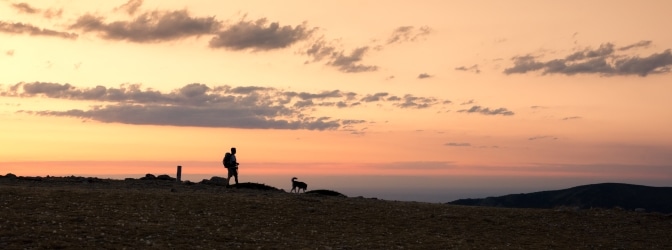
top-left (19, 176), bottom-right (43, 181)
top-left (305, 189), bottom-right (347, 197)
top-left (200, 176), bottom-right (228, 186)
top-left (184, 180), bottom-right (196, 186)
top-left (235, 182), bottom-right (281, 191)
top-left (156, 174), bottom-right (175, 181)
top-left (140, 174), bottom-right (156, 180)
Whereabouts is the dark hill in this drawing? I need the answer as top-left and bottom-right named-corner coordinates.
top-left (448, 183), bottom-right (672, 213)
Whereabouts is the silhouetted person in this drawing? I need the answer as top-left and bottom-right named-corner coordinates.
top-left (223, 147), bottom-right (239, 187)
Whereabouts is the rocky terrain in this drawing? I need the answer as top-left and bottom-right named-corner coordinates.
top-left (1, 174), bottom-right (671, 249)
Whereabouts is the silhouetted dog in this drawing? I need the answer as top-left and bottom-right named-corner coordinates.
top-left (291, 177), bottom-right (307, 193)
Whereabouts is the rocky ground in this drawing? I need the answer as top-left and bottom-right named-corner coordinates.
top-left (1, 175), bottom-right (671, 249)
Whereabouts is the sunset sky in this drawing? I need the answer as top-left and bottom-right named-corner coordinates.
top-left (1, 0), bottom-right (671, 202)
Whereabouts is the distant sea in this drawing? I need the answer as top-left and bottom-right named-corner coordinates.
top-left (89, 174), bottom-right (670, 203)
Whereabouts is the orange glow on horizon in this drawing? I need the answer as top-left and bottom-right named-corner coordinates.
top-left (2, 161), bottom-right (669, 182)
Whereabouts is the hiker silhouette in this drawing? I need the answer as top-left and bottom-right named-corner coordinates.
top-left (223, 147), bottom-right (239, 187)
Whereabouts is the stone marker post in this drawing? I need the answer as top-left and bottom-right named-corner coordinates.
top-left (176, 165), bottom-right (182, 182)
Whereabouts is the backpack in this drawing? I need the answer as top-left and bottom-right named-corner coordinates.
top-left (223, 153), bottom-right (234, 168)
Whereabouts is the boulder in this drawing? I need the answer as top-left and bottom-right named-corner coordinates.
top-left (156, 174), bottom-right (175, 181)
top-left (140, 174), bottom-right (156, 180)
top-left (199, 176), bottom-right (228, 186)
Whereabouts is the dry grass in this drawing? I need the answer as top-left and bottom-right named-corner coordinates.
top-left (1, 177), bottom-right (671, 249)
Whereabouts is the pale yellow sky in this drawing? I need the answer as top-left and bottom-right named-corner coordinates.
top-left (1, 1), bottom-right (671, 199)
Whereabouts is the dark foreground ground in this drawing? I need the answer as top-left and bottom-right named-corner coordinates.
top-left (1, 176), bottom-right (671, 249)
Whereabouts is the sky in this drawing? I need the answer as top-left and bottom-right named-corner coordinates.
top-left (1, 0), bottom-right (671, 202)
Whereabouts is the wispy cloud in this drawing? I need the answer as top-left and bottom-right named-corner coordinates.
top-left (5, 82), bottom-right (338, 130)
top-left (304, 38), bottom-right (378, 73)
top-left (10, 2), bottom-right (62, 19)
top-left (42, 8), bottom-right (63, 19)
top-left (445, 142), bottom-right (471, 147)
top-left (561, 116), bottom-right (582, 121)
top-left (209, 18), bottom-right (315, 51)
top-left (618, 40), bottom-right (651, 51)
top-left (0, 21), bottom-right (77, 39)
top-left (68, 4), bottom-right (314, 51)
top-left (360, 92), bottom-right (389, 102)
top-left (69, 10), bottom-right (220, 43)
top-left (1, 82), bottom-right (455, 130)
top-left (57, 3), bottom-right (431, 74)
top-left (460, 99), bottom-right (475, 105)
top-left (392, 95), bottom-right (438, 109)
top-left (304, 38), bottom-right (335, 61)
top-left (457, 106), bottom-right (515, 116)
top-left (7, 2), bottom-right (430, 75)
top-left (504, 42), bottom-right (672, 77)
top-left (328, 46), bottom-right (378, 73)
top-left (528, 135), bottom-right (558, 141)
top-left (455, 64), bottom-right (480, 74)
top-left (11, 2), bottom-right (38, 14)
top-left (304, 25), bottom-right (431, 73)
top-left (304, 39), bottom-right (378, 73)
top-left (417, 73), bottom-right (432, 79)
top-left (386, 26), bottom-right (431, 44)
top-left (115, 0), bottom-right (143, 15)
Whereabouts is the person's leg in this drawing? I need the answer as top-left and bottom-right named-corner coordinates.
top-left (233, 171), bottom-right (239, 184)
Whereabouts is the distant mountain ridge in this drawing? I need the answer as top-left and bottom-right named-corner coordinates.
top-left (448, 183), bottom-right (672, 213)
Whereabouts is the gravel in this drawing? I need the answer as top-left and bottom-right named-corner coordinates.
top-left (1, 176), bottom-right (671, 249)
